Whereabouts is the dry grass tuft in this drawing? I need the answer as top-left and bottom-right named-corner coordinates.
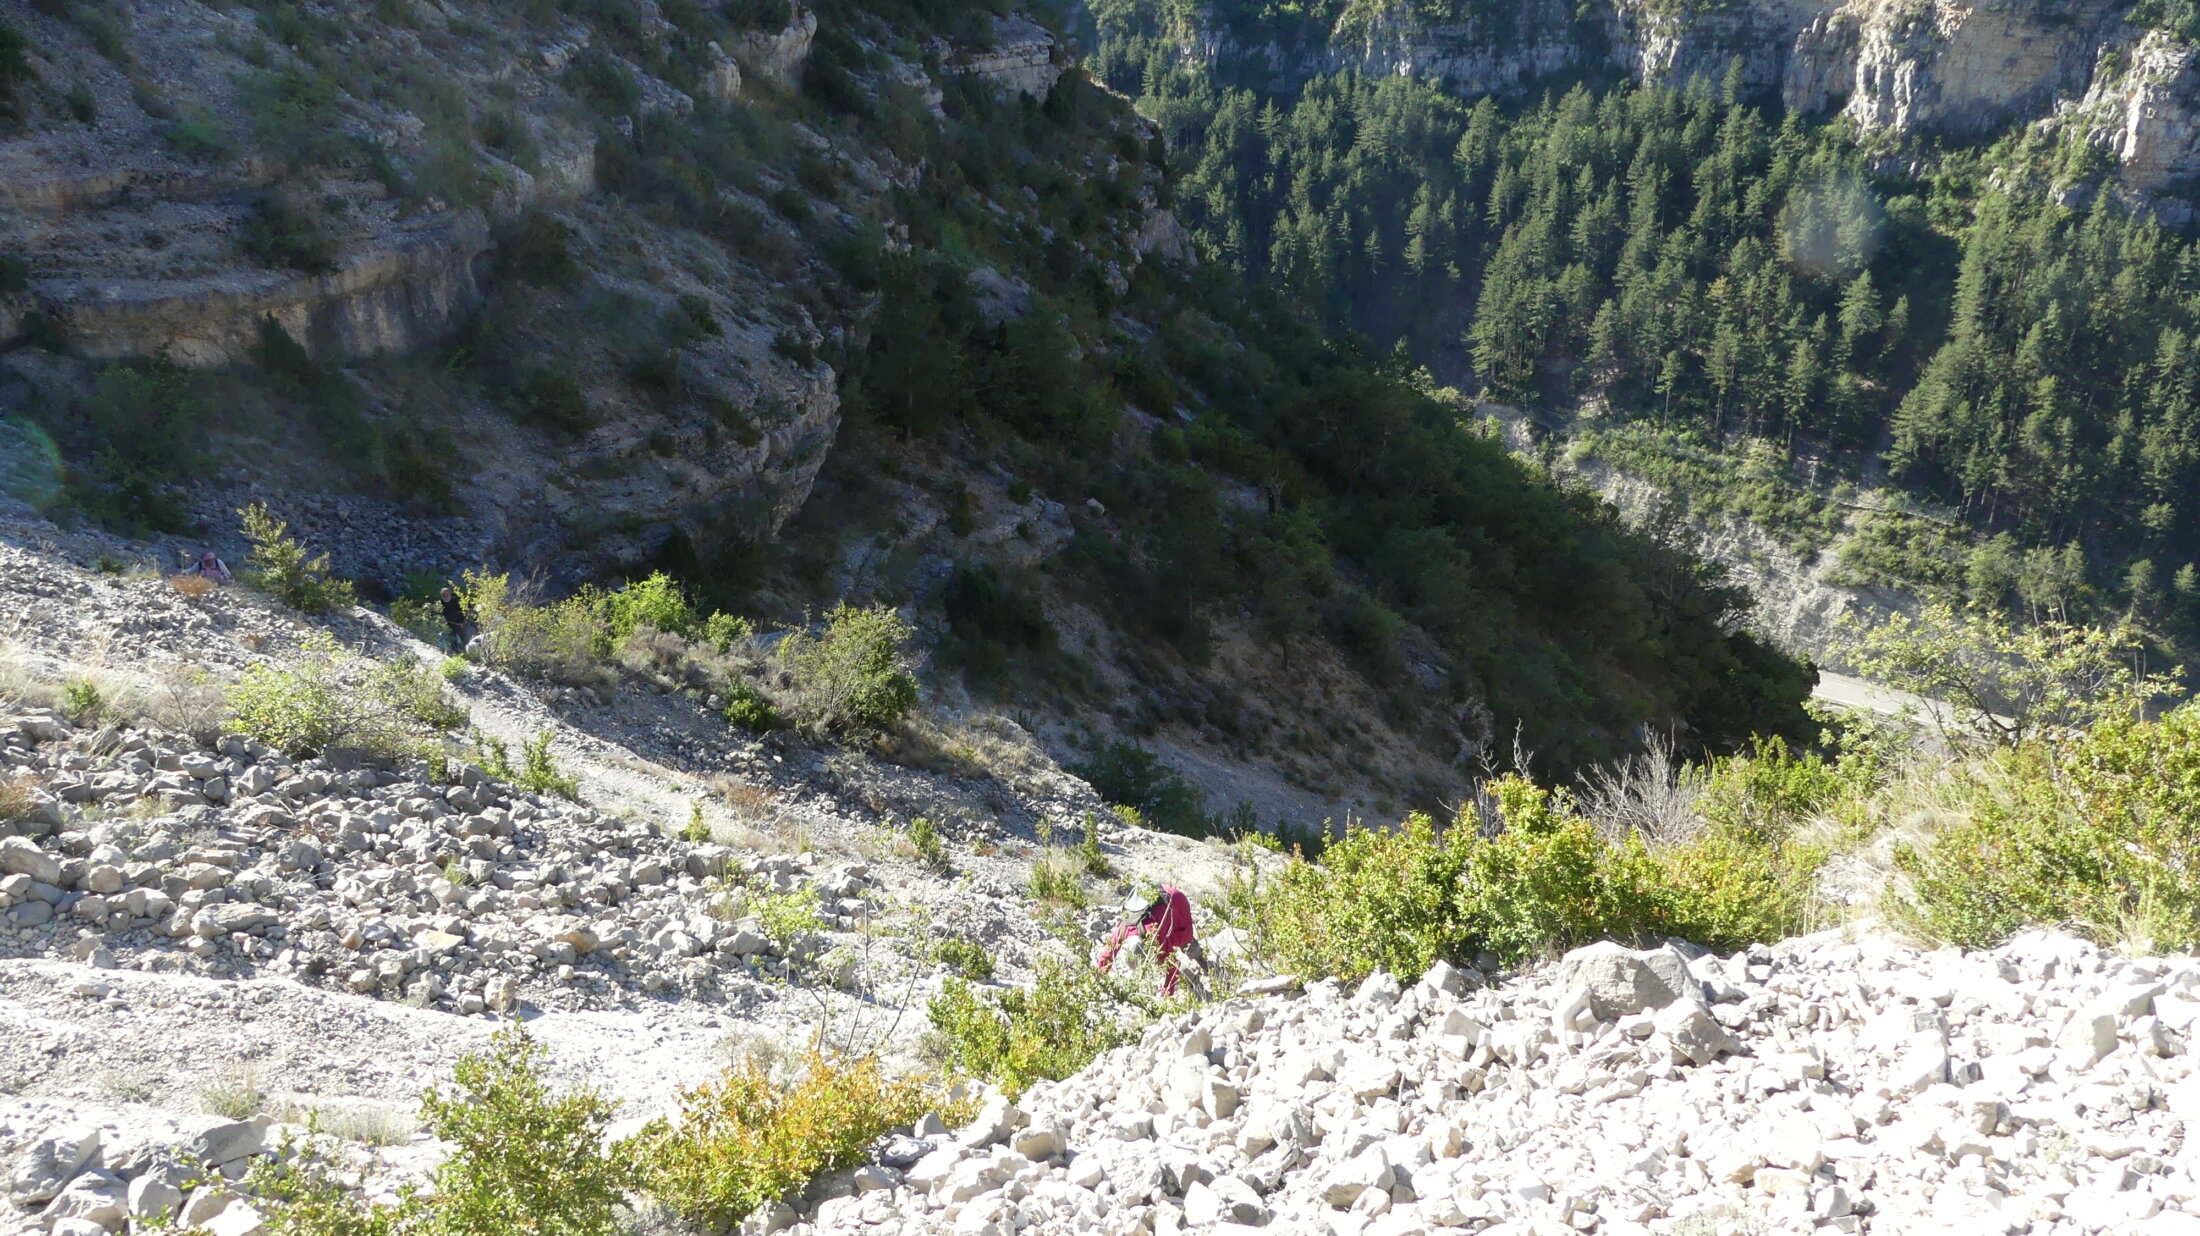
top-left (0, 773), bottom-right (37, 822)
top-left (169, 573), bottom-right (215, 599)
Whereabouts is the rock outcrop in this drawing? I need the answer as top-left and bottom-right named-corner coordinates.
top-left (40, 212), bottom-right (489, 368)
top-left (962, 15), bottom-right (1064, 97)
top-left (2073, 29), bottom-right (2200, 205)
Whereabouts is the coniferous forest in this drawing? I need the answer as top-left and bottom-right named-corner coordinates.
top-left (1093, 2), bottom-right (2200, 646)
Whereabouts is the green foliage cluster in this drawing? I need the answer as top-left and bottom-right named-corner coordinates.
top-left (620, 1051), bottom-right (945, 1231)
top-left (240, 193), bottom-right (338, 274)
top-left (226, 636), bottom-right (468, 760)
top-left (932, 935), bottom-right (995, 981)
top-left (908, 815), bottom-right (950, 873)
top-left (939, 564), bottom-right (1055, 685)
top-left (243, 1027), bottom-right (622, 1236)
top-left (60, 680), bottom-right (104, 725)
top-left (721, 680), bottom-right (778, 733)
top-left (927, 956), bottom-right (1138, 1098)
top-left (240, 503), bottom-right (357, 614)
top-left (1237, 773), bottom-right (1823, 982)
top-left (1896, 704), bottom-right (2200, 952)
top-left (776, 604), bottom-right (920, 736)
top-left (0, 24), bottom-right (31, 120)
top-left (1069, 742), bottom-right (1211, 837)
top-left (1846, 602), bottom-right (2176, 748)
top-left (472, 730), bottom-right (579, 800)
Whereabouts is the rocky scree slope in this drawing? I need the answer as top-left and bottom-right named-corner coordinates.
top-left (822, 932), bottom-right (2200, 1236)
top-left (0, 509), bottom-right (1265, 1233)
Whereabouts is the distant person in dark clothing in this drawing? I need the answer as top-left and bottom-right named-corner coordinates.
top-left (440, 585), bottom-right (469, 654)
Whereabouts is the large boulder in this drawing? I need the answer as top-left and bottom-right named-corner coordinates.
top-left (1553, 941), bottom-right (1700, 1022)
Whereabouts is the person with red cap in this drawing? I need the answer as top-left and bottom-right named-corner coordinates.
top-left (1096, 885), bottom-right (1204, 996)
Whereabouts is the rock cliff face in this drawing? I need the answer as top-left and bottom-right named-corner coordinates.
top-left (1155, 0), bottom-right (2198, 203)
top-left (2072, 29), bottom-right (2200, 203)
top-left (0, 0), bottom-right (848, 576)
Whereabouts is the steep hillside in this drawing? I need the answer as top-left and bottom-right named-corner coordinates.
top-left (1093, 0), bottom-right (2200, 666)
top-left (0, 0), bottom-right (1809, 819)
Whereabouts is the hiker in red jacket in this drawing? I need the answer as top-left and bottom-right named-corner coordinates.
top-left (1097, 885), bottom-right (1204, 996)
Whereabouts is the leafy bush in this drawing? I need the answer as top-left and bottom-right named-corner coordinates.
top-left (927, 957), bottom-right (1137, 1098)
top-left (497, 208), bottom-right (580, 288)
top-left (0, 252), bottom-right (27, 296)
top-left (778, 605), bottom-right (919, 736)
top-left (239, 194), bottom-right (338, 274)
top-left (421, 1027), bottom-right (622, 1236)
top-left (722, 680), bottom-right (777, 733)
top-left (508, 363), bottom-right (594, 435)
top-left (703, 611), bottom-right (755, 652)
top-left (1027, 851), bottom-right (1088, 909)
top-left (239, 503), bottom-right (356, 614)
top-left (1845, 603), bottom-right (2175, 749)
top-left (908, 815), bottom-right (950, 873)
top-left (1070, 743), bottom-right (1209, 836)
top-left (941, 565), bottom-right (1054, 682)
top-left (619, 1051), bottom-right (941, 1231)
top-left (1896, 704), bottom-right (2200, 951)
top-left (60, 680), bottom-right (104, 725)
top-left (1242, 774), bottom-right (1824, 982)
top-left (489, 592), bottom-right (614, 685)
top-left (227, 637), bottom-right (464, 759)
top-left (933, 935), bottom-right (994, 981)
top-left (475, 730), bottom-right (579, 800)
top-left (606, 572), bottom-right (699, 640)
top-left (372, 656), bottom-right (469, 731)
top-left (0, 25), bottom-right (30, 118)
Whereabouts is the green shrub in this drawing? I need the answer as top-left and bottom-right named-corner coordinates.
top-left (703, 611), bottom-right (755, 652)
top-left (941, 565), bottom-right (1054, 682)
top-left (0, 25), bottom-right (30, 117)
top-left (239, 503), bottom-right (356, 614)
top-left (1027, 851), bottom-right (1088, 909)
top-left (933, 935), bottom-right (994, 981)
top-left (1244, 774), bottom-right (1823, 982)
top-left (1897, 704), bottom-right (2200, 952)
top-left (1070, 743), bottom-right (1210, 836)
top-left (606, 572), bottom-right (699, 639)
top-left (239, 193), bottom-right (338, 274)
top-left (722, 680), bottom-right (777, 733)
top-left (778, 604), bottom-right (919, 736)
top-left (752, 886), bottom-right (822, 956)
top-left (509, 363), bottom-right (594, 435)
top-left (0, 253), bottom-right (27, 296)
top-left (391, 596), bottom-right (444, 643)
top-left (908, 815), bottom-right (950, 873)
top-left (470, 729), bottom-right (578, 799)
top-left (371, 656), bottom-right (469, 731)
top-left (926, 956), bottom-right (1137, 1098)
top-left (60, 680), bottom-right (104, 725)
top-left (489, 592), bottom-right (613, 684)
top-left (421, 1026), bottom-right (622, 1236)
top-left (681, 801), bottom-right (711, 843)
top-left (227, 636), bottom-right (453, 760)
top-left (166, 107), bottom-right (234, 159)
top-left (619, 1051), bottom-right (943, 1231)
top-left (497, 208), bottom-right (580, 288)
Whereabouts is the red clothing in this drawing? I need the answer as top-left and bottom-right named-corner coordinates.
top-left (1098, 886), bottom-right (1196, 994)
